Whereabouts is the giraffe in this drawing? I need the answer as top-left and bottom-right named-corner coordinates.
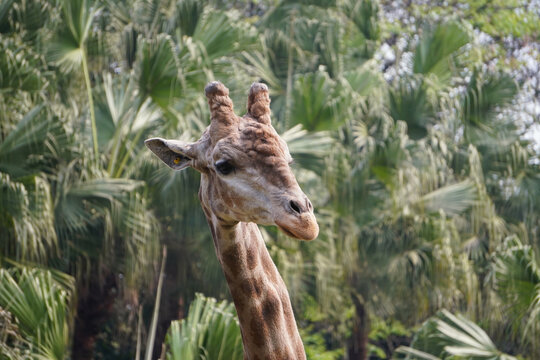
top-left (145, 81), bottom-right (318, 359)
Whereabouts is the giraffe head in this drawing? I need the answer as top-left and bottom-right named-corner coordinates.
top-left (146, 81), bottom-right (319, 241)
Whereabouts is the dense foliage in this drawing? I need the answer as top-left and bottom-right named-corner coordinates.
top-left (0, 0), bottom-right (539, 359)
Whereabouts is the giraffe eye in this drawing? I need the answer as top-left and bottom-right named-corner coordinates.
top-left (215, 160), bottom-right (235, 175)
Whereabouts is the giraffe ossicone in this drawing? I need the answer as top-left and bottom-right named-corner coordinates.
top-left (146, 81), bottom-right (318, 359)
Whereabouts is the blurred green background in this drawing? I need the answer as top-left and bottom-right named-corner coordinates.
top-left (1, 0), bottom-right (539, 359)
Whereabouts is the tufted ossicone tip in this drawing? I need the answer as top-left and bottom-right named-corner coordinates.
top-left (249, 82), bottom-right (268, 95)
top-left (205, 81), bottom-right (229, 97)
top-left (247, 82), bottom-right (271, 123)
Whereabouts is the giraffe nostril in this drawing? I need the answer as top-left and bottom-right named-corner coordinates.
top-left (307, 199), bottom-right (313, 211)
top-left (289, 200), bottom-right (301, 214)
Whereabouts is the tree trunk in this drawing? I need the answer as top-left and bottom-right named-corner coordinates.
top-left (72, 273), bottom-right (117, 360)
top-left (153, 242), bottom-right (186, 359)
top-left (347, 293), bottom-right (369, 360)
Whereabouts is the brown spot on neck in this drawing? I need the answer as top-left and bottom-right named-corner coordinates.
top-left (246, 244), bottom-right (258, 270)
top-left (221, 242), bottom-right (244, 278)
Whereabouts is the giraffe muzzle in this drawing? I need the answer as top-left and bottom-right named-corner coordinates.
top-left (276, 212), bottom-right (319, 241)
top-left (276, 197), bottom-right (319, 241)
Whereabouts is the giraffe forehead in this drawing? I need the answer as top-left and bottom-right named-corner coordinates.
top-left (210, 121), bottom-right (292, 164)
top-left (239, 122), bottom-right (291, 161)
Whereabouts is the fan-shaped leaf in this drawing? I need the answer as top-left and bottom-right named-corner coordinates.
top-left (0, 267), bottom-right (74, 360)
top-left (413, 23), bottom-right (469, 84)
top-left (397, 309), bottom-right (517, 360)
top-left (163, 293), bottom-right (243, 360)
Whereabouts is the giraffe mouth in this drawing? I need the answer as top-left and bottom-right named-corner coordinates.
top-left (277, 225), bottom-right (297, 238)
top-left (276, 215), bottom-right (319, 241)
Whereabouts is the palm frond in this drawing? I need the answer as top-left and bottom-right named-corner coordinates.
top-left (0, 106), bottom-right (49, 176)
top-left (281, 124), bottom-right (333, 173)
top-left (293, 17), bottom-right (343, 77)
top-left (1, 173), bottom-right (58, 262)
top-left (11, 0), bottom-right (50, 38)
top-left (48, 0), bottom-right (100, 70)
top-left (0, 0), bottom-right (14, 33)
top-left (166, 0), bottom-right (204, 37)
top-left (240, 50), bottom-right (283, 94)
top-left (418, 180), bottom-right (477, 216)
top-left (388, 78), bottom-right (433, 140)
top-left (492, 236), bottom-right (540, 342)
top-left (342, 62), bottom-right (385, 97)
top-left (341, 0), bottom-right (380, 41)
top-left (395, 347), bottom-right (442, 360)
top-left (413, 22), bottom-right (469, 85)
top-left (163, 293), bottom-right (243, 360)
top-left (291, 70), bottom-right (343, 131)
top-left (0, 267), bottom-right (75, 360)
top-left (191, 8), bottom-right (257, 64)
top-left (55, 175), bottom-right (141, 237)
top-left (258, 28), bottom-right (305, 85)
top-left (94, 73), bottom-right (161, 177)
top-left (136, 34), bottom-right (182, 110)
top-left (0, 39), bottom-right (46, 93)
top-left (397, 309), bottom-right (517, 360)
top-left (0, 109), bottom-right (62, 263)
top-left (462, 71), bottom-right (519, 149)
top-left (261, 0), bottom-right (336, 30)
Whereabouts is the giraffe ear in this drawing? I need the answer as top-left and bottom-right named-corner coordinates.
top-left (145, 138), bottom-right (197, 171)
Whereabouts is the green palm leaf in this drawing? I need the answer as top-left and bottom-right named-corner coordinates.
top-left (413, 22), bottom-right (469, 85)
top-left (462, 71), bottom-right (519, 148)
top-left (191, 8), bottom-right (257, 64)
top-left (1, 173), bottom-right (57, 262)
top-left (53, 170), bottom-right (160, 286)
top-left (388, 78), bottom-right (433, 140)
top-left (0, 39), bottom-right (45, 93)
top-left (48, 0), bottom-right (101, 159)
top-left (10, 0), bottom-right (50, 38)
top-left (341, 0), bottom-right (380, 41)
top-left (241, 50), bottom-right (283, 93)
top-left (0, 106), bottom-right (47, 176)
top-left (261, 0), bottom-right (336, 30)
top-left (0, 106), bottom-right (68, 177)
top-left (166, 0), bottom-right (205, 37)
top-left (0, 107), bottom-right (64, 262)
top-left (55, 176), bottom-right (142, 236)
top-left (281, 124), bottom-right (333, 173)
top-left (48, 0), bottom-right (99, 69)
top-left (343, 63), bottom-right (385, 97)
top-left (493, 236), bottom-right (540, 342)
top-left (291, 70), bottom-right (343, 131)
top-left (396, 309), bottom-right (517, 360)
top-left (0, 267), bottom-right (74, 360)
top-left (418, 180), bottom-right (477, 216)
top-left (163, 293), bottom-right (243, 360)
top-left (136, 35), bottom-right (182, 110)
top-left (0, 0), bottom-right (14, 33)
top-left (94, 73), bottom-right (160, 177)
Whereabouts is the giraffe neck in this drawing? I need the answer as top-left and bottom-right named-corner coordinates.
top-left (205, 218), bottom-right (306, 360)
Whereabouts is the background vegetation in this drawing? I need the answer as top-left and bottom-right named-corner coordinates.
top-left (0, 0), bottom-right (539, 359)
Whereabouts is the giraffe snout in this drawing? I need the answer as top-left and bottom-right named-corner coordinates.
top-left (288, 197), bottom-right (313, 215)
top-left (276, 195), bottom-right (318, 241)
